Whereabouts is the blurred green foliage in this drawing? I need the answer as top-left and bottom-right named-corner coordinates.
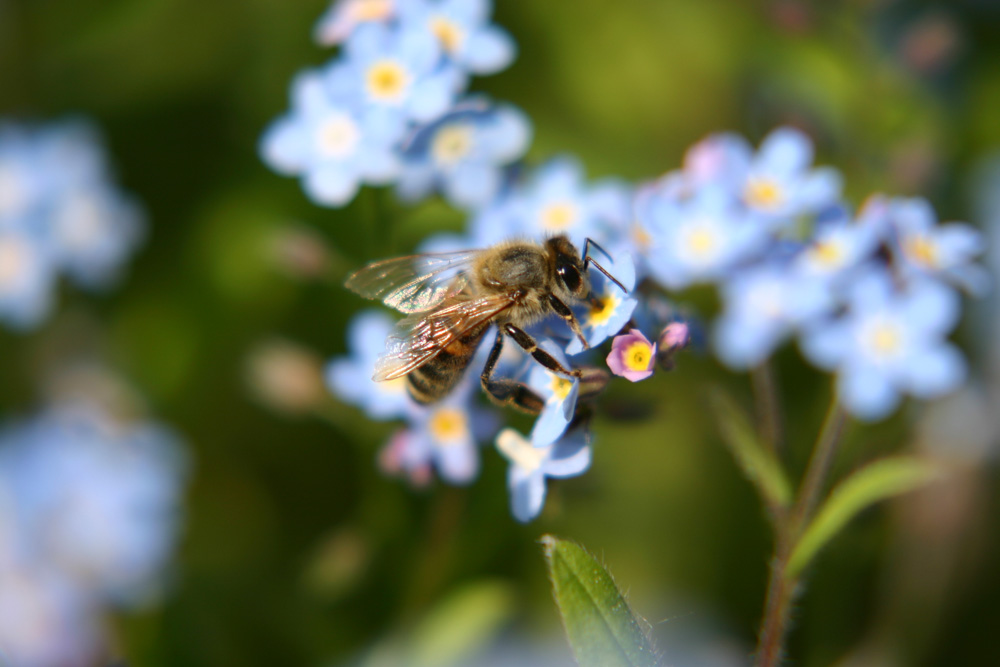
top-left (2, 0), bottom-right (1000, 665)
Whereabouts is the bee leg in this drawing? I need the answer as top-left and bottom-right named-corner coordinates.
top-left (547, 294), bottom-right (588, 350)
top-left (480, 330), bottom-right (544, 415)
top-left (503, 324), bottom-right (581, 378)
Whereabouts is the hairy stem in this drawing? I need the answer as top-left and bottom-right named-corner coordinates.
top-left (755, 396), bottom-right (846, 667)
top-left (752, 362), bottom-right (783, 456)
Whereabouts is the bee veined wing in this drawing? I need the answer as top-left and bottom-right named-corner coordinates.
top-left (372, 293), bottom-right (518, 382)
top-left (345, 250), bottom-right (481, 314)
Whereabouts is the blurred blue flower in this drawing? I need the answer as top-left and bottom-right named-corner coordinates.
top-left (525, 341), bottom-right (579, 446)
top-left (0, 120), bottom-right (145, 329)
top-left (800, 268), bottom-right (965, 420)
top-left (736, 127), bottom-right (843, 224)
top-left (640, 186), bottom-right (765, 290)
top-left (327, 309), bottom-right (413, 420)
top-left (886, 196), bottom-right (989, 295)
top-left (495, 427), bottom-right (591, 523)
top-left (565, 251), bottom-right (638, 355)
top-left (314, 0), bottom-right (396, 46)
top-left (396, 99), bottom-right (531, 209)
top-left (326, 23), bottom-right (458, 123)
top-left (261, 70), bottom-right (406, 207)
top-left (398, 0), bottom-right (516, 78)
top-left (715, 263), bottom-right (833, 369)
top-left (793, 206), bottom-right (879, 283)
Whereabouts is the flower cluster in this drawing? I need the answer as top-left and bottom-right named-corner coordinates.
top-left (280, 2), bottom-right (985, 523)
top-left (261, 0), bottom-right (527, 210)
top-left (633, 130), bottom-right (986, 420)
top-left (0, 403), bottom-right (187, 667)
top-left (0, 120), bottom-right (145, 330)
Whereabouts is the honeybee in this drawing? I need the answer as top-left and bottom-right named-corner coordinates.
top-left (345, 235), bottom-right (627, 414)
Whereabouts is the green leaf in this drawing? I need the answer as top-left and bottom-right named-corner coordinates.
top-left (541, 535), bottom-right (659, 667)
top-left (709, 389), bottom-right (792, 509)
top-left (787, 457), bottom-right (941, 578)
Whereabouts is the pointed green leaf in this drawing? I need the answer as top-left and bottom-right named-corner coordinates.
top-left (788, 457), bottom-right (941, 578)
top-left (541, 535), bottom-right (659, 667)
top-left (709, 389), bottom-right (792, 509)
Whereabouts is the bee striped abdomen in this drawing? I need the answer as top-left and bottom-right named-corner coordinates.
top-left (406, 322), bottom-right (490, 404)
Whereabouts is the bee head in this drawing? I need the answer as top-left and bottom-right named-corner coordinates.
top-left (545, 236), bottom-right (591, 301)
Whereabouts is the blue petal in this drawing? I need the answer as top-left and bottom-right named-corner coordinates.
top-left (544, 432), bottom-right (592, 478)
top-left (799, 320), bottom-right (849, 371)
top-left (901, 342), bottom-right (966, 399)
top-left (756, 127), bottom-right (813, 176)
top-left (838, 362), bottom-right (900, 421)
top-left (530, 399), bottom-right (573, 448)
top-left (434, 439), bottom-right (479, 485)
top-left (462, 26), bottom-right (516, 74)
top-left (304, 166), bottom-right (361, 207)
top-left (259, 119), bottom-right (307, 175)
top-left (444, 162), bottom-right (501, 209)
top-left (509, 467), bottom-right (546, 523)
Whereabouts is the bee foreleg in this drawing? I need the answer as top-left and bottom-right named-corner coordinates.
top-left (503, 324), bottom-right (581, 379)
top-left (546, 294), bottom-right (588, 350)
top-left (480, 330), bottom-right (544, 414)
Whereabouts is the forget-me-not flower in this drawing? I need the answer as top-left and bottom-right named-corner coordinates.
top-left (714, 262), bottom-right (834, 369)
top-left (525, 341), bottom-right (580, 446)
top-left (606, 329), bottom-right (657, 382)
top-left (495, 427), bottom-right (591, 523)
top-left (801, 267), bottom-right (965, 420)
top-left (325, 23), bottom-right (458, 123)
top-left (327, 309), bottom-right (412, 420)
top-left (794, 206), bottom-right (880, 284)
top-left (261, 70), bottom-right (406, 207)
top-left (0, 230), bottom-right (55, 329)
top-left (314, 0), bottom-right (396, 46)
top-left (396, 99), bottom-right (531, 209)
top-left (398, 0), bottom-right (516, 78)
top-left (886, 196), bottom-right (989, 295)
top-left (565, 250), bottom-right (637, 355)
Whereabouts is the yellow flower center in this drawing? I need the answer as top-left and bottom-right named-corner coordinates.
top-left (429, 407), bottom-right (468, 443)
top-left (867, 321), bottom-right (903, 357)
top-left (496, 428), bottom-right (546, 472)
top-left (904, 235), bottom-right (939, 269)
top-left (745, 178), bottom-right (784, 210)
top-left (351, 0), bottom-right (393, 21)
top-left (682, 224), bottom-right (718, 259)
top-left (0, 237), bottom-right (29, 292)
top-left (431, 124), bottom-right (474, 165)
top-left (808, 240), bottom-right (845, 269)
top-left (587, 291), bottom-right (620, 327)
top-left (429, 15), bottom-right (465, 53)
top-left (549, 375), bottom-right (573, 402)
top-left (366, 60), bottom-right (410, 103)
top-left (631, 223), bottom-right (652, 250)
top-left (539, 201), bottom-right (578, 231)
top-left (316, 114), bottom-right (361, 158)
top-left (623, 341), bottom-right (653, 372)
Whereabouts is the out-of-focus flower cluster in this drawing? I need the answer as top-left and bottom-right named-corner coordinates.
top-left (261, 0), bottom-right (528, 210)
top-left (0, 120), bottom-right (145, 330)
top-left (0, 403), bottom-right (187, 667)
top-left (273, 1), bottom-right (987, 523)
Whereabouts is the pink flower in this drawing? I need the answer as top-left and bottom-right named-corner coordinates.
top-left (606, 329), bottom-right (657, 382)
top-left (657, 321), bottom-right (691, 370)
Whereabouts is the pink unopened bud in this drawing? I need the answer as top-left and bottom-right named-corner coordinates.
top-left (657, 322), bottom-right (691, 370)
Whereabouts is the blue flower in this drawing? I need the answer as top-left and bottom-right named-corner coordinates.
top-left (325, 23), bottom-right (458, 123)
top-left (495, 426), bottom-right (591, 523)
top-left (640, 185), bottom-right (766, 290)
top-left (714, 262), bottom-right (834, 369)
top-left (565, 251), bottom-right (638, 354)
top-left (398, 0), bottom-right (516, 78)
top-left (0, 229), bottom-right (56, 329)
top-left (469, 157), bottom-right (618, 248)
top-left (793, 205), bottom-right (880, 284)
top-left (886, 197), bottom-right (989, 295)
top-left (525, 341), bottom-right (580, 446)
top-left (735, 127), bottom-right (843, 225)
top-left (260, 70), bottom-right (406, 207)
top-left (800, 267), bottom-right (965, 420)
top-left (314, 0), bottom-right (396, 46)
top-left (326, 309), bottom-right (412, 420)
top-left (396, 99), bottom-right (531, 209)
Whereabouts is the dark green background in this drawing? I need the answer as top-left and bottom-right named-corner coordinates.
top-left (2, 1), bottom-right (999, 665)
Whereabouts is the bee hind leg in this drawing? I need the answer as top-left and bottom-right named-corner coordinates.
top-left (504, 323), bottom-right (610, 400)
top-left (480, 330), bottom-right (544, 415)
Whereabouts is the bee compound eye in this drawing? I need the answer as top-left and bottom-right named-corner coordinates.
top-left (557, 262), bottom-right (582, 292)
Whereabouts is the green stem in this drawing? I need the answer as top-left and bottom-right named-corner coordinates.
top-left (754, 395), bottom-right (846, 667)
top-left (752, 362), bottom-right (783, 457)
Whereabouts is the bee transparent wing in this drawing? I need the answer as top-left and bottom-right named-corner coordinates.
top-left (373, 293), bottom-right (518, 382)
top-left (345, 250), bottom-right (481, 314)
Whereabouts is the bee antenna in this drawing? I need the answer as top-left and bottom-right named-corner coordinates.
top-left (582, 238), bottom-right (628, 294)
top-left (589, 259), bottom-right (628, 294)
